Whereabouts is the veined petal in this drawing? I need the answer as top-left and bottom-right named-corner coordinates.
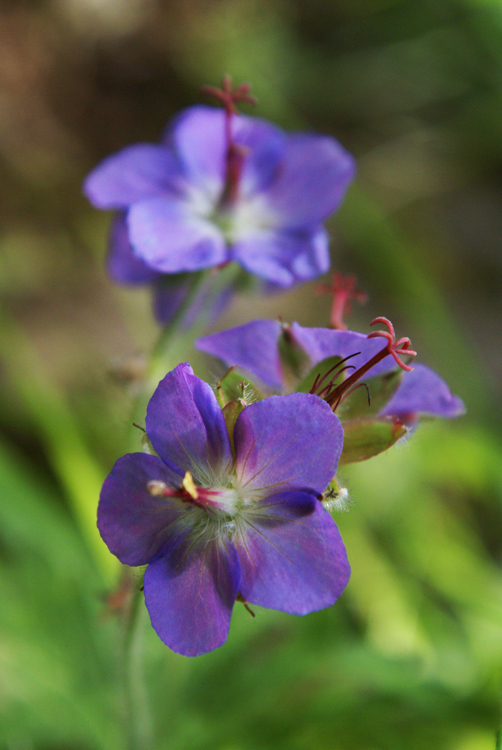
top-left (232, 228), bottom-right (330, 287)
top-left (234, 393), bottom-right (343, 496)
top-left (235, 492), bottom-right (350, 614)
top-left (146, 364), bottom-right (233, 483)
top-left (144, 533), bottom-right (240, 656)
top-left (196, 320), bottom-right (283, 390)
top-left (128, 196), bottom-right (228, 273)
top-left (83, 144), bottom-right (184, 209)
top-left (291, 324), bottom-right (397, 376)
top-left (264, 133), bottom-right (356, 229)
top-left (380, 363), bottom-right (465, 419)
top-left (97, 453), bottom-right (186, 567)
top-left (107, 215), bottom-right (160, 284)
top-left (167, 105), bottom-right (285, 194)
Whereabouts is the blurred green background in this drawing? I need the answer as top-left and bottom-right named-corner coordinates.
top-left (1, 0), bottom-right (502, 748)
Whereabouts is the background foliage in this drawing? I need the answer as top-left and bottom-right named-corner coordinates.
top-left (1, 0), bottom-right (502, 748)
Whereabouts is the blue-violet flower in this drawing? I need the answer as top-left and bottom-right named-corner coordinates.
top-left (98, 363), bottom-right (350, 656)
top-left (196, 319), bottom-right (465, 425)
top-left (83, 94), bottom-right (355, 298)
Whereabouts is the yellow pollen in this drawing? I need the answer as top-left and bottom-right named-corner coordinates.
top-left (182, 471), bottom-right (199, 500)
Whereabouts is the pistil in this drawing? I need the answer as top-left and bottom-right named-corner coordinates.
top-left (311, 317), bottom-right (417, 412)
top-left (201, 75), bottom-right (257, 208)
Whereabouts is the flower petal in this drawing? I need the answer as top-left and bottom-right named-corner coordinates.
top-left (291, 324), bottom-right (397, 376)
top-left (83, 144), bottom-right (184, 209)
top-left (264, 133), bottom-right (356, 229)
top-left (196, 320), bottom-right (283, 390)
top-left (107, 215), bottom-right (160, 284)
top-left (235, 492), bottom-right (350, 614)
top-left (232, 228), bottom-right (330, 287)
top-left (167, 105), bottom-right (285, 194)
top-left (144, 534), bottom-right (240, 656)
top-left (380, 363), bottom-right (465, 419)
top-left (234, 393), bottom-right (343, 496)
top-left (146, 363), bottom-right (233, 483)
top-left (127, 196), bottom-right (228, 273)
top-left (98, 453), bottom-right (186, 567)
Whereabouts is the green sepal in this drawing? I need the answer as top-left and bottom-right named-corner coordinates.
top-left (339, 417), bottom-right (408, 465)
top-left (277, 326), bottom-right (311, 389)
top-left (215, 368), bottom-right (261, 407)
top-left (222, 399), bottom-right (246, 454)
top-left (295, 356), bottom-right (344, 394)
top-left (336, 369), bottom-right (403, 420)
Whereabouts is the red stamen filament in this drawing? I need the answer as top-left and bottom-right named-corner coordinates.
top-left (310, 352), bottom-right (361, 395)
top-left (201, 75), bottom-right (257, 207)
top-left (146, 479), bottom-right (222, 510)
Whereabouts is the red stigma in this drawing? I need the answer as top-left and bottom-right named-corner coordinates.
top-left (316, 272), bottom-right (367, 330)
top-left (200, 75), bottom-right (257, 115)
top-left (367, 317), bottom-right (417, 372)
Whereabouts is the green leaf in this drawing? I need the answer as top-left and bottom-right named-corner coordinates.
top-left (339, 417), bottom-right (408, 464)
top-left (337, 369), bottom-right (403, 420)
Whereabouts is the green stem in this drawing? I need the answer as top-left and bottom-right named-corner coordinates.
top-left (123, 582), bottom-right (153, 750)
top-left (130, 263), bottom-right (241, 442)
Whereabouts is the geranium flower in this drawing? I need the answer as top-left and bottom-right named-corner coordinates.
top-left (196, 319), bottom-right (465, 424)
top-left (84, 79), bottom-right (355, 305)
top-left (98, 363), bottom-right (350, 656)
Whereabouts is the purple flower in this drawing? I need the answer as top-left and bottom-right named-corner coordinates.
top-left (98, 363), bottom-right (350, 656)
top-left (84, 103), bottom-right (355, 292)
top-left (196, 319), bottom-right (465, 423)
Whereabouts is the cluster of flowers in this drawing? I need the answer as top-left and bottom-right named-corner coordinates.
top-left (87, 78), bottom-right (464, 656)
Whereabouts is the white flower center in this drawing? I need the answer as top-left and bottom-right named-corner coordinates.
top-left (184, 178), bottom-right (279, 244)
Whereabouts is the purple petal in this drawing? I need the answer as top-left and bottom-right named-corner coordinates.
top-left (107, 215), bottom-right (160, 284)
top-left (291, 324), bottom-right (397, 377)
top-left (196, 320), bottom-right (284, 390)
top-left (167, 105), bottom-right (285, 194)
top-left (146, 363), bottom-right (233, 481)
top-left (127, 196), bottom-right (227, 273)
top-left (232, 228), bottom-right (330, 287)
top-left (234, 393), bottom-right (343, 496)
top-left (98, 453), bottom-right (185, 567)
top-left (144, 533), bottom-right (240, 656)
top-left (264, 133), bottom-right (356, 229)
top-left (235, 493), bottom-right (350, 614)
top-left (380, 363), bottom-right (465, 419)
top-left (83, 144), bottom-right (184, 210)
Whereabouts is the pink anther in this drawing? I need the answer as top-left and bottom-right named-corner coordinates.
top-left (367, 317), bottom-right (416, 372)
